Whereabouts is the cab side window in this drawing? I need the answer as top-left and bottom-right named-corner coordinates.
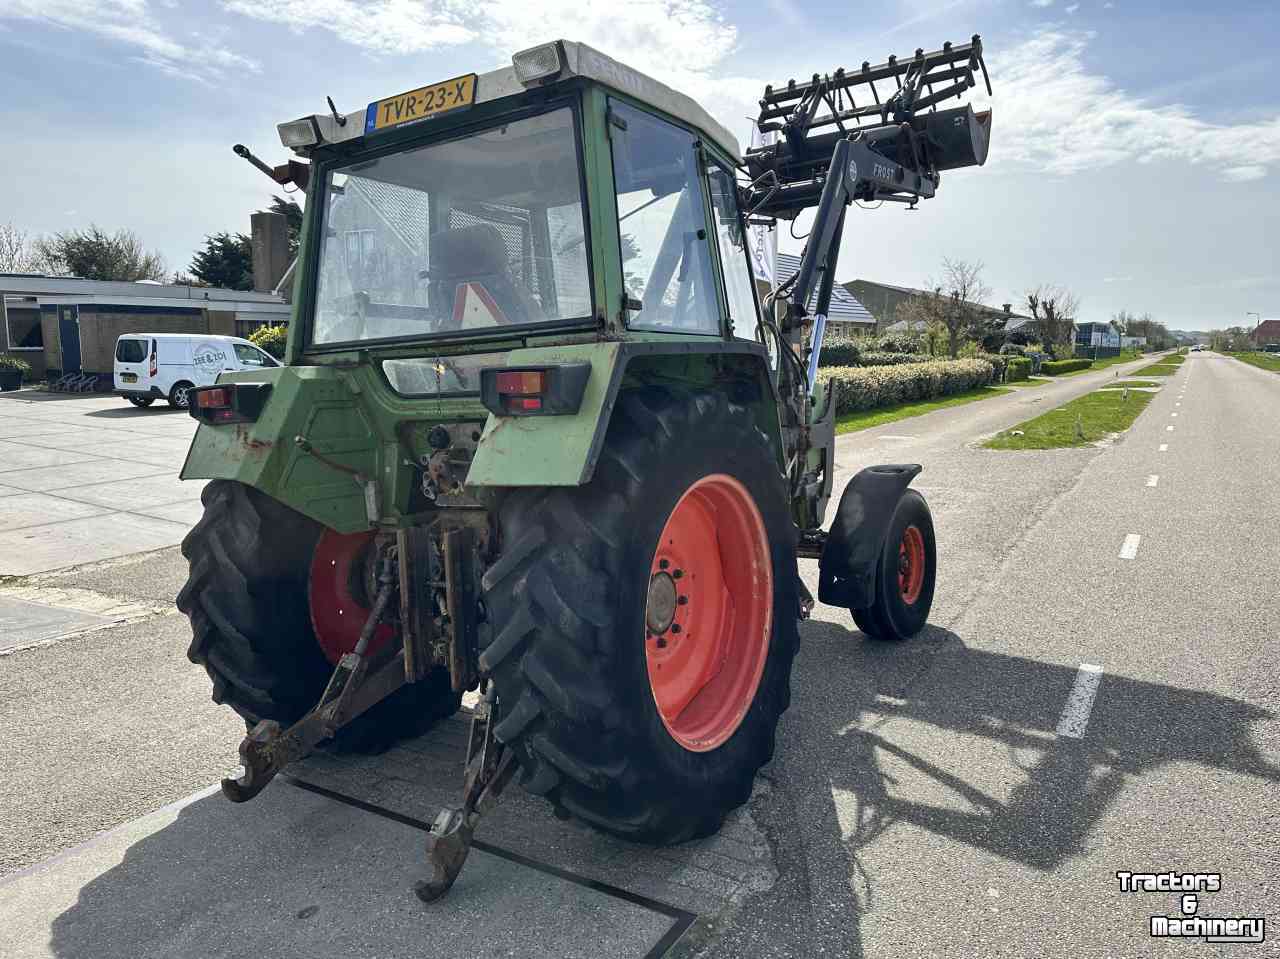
top-left (608, 101), bottom-right (720, 334)
top-left (705, 164), bottom-right (760, 337)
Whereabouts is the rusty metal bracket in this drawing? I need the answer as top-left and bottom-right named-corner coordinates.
top-left (221, 649), bottom-right (407, 801)
top-left (397, 527), bottom-right (439, 683)
top-left (415, 686), bottom-right (516, 902)
top-left (222, 551), bottom-right (403, 802)
top-left (443, 527), bottom-right (480, 693)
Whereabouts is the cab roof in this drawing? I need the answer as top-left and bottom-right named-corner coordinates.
top-left (283, 40), bottom-right (742, 163)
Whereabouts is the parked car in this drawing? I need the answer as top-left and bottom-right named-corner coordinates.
top-left (113, 333), bottom-right (280, 409)
top-left (1263, 344), bottom-right (1280, 354)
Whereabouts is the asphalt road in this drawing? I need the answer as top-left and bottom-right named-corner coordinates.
top-left (2, 352), bottom-right (1277, 957)
top-left (708, 350), bottom-right (1280, 957)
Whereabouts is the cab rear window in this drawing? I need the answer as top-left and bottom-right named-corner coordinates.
top-left (116, 339), bottom-right (147, 363)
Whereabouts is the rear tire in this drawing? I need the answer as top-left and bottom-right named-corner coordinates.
top-left (178, 480), bottom-right (460, 753)
top-left (126, 395), bottom-right (155, 408)
top-left (481, 389), bottom-right (800, 843)
top-left (169, 381), bottom-right (194, 409)
top-left (852, 489), bottom-right (936, 641)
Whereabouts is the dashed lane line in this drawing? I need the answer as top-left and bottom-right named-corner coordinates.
top-left (1119, 534), bottom-right (1142, 560)
top-left (1146, 475), bottom-right (1159, 487)
top-left (1056, 664), bottom-right (1104, 739)
top-left (1159, 444), bottom-right (1169, 452)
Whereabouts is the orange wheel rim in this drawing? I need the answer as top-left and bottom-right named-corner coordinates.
top-left (644, 474), bottom-right (773, 753)
top-left (309, 529), bottom-right (395, 665)
top-left (898, 525), bottom-right (926, 605)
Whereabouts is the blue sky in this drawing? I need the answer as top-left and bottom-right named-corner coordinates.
top-left (1, 0), bottom-right (1276, 329)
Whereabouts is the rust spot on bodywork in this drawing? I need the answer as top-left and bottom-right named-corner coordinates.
top-left (236, 424), bottom-right (274, 456)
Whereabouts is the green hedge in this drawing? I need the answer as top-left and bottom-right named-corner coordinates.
top-left (1006, 357), bottom-right (1031, 381)
top-left (858, 351), bottom-right (923, 366)
top-left (819, 329), bottom-right (861, 367)
top-left (978, 352), bottom-right (1008, 381)
top-left (1040, 358), bottom-right (1092, 375)
top-left (0, 355), bottom-right (32, 376)
top-left (249, 324), bottom-right (288, 360)
top-left (818, 359), bottom-right (994, 414)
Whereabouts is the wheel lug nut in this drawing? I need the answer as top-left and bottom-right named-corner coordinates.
top-left (656, 637), bottom-right (667, 648)
top-left (677, 596), bottom-right (688, 605)
top-left (673, 569), bottom-right (684, 579)
top-left (659, 559), bottom-right (669, 570)
top-left (670, 624), bottom-right (682, 634)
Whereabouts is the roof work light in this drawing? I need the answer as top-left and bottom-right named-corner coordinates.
top-left (512, 43), bottom-right (563, 85)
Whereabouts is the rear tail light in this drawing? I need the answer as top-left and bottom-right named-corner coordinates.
top-left (149, 350), bottom-right (157, 378)
top-left (480, 364), bottom-right (590, 417)
top-left (196, 387), bottom-right (230, 409)
top-left (188, 383), bottom-right (272, 425)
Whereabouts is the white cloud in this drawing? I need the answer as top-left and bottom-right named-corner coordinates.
top-left (0, 0), bottom-right (258, 83)
top-left (1222, 165), bottom-right (1267, 182)
top-left (219, 0), bottom-right (475, 54)
top-left (1065, 3), bottom-right (1079, 12)
top-left (1031, 0), bottom-right (1054, 6)
top-left (975, 30), bottom-right (1280, 181)
top-left (221, 0), bottom-right (761, 143)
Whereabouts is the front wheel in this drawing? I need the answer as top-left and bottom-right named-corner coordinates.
top-left (852, 489), bottom-right (936, 641)
top-left (481, 389), bottom-right (800, 843)
top-left (126, 395), bottom-right (155, 408)
top-left (168, 381), bottom-right (194, 409)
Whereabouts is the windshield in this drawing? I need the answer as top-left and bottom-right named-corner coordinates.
top-left (311, 107), bottom-right (592, 346)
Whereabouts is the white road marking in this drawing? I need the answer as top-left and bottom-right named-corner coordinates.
top-left (1171, 412), bottom-right (1178, 417)
top-left (1119, 534), bottom-right (1142, 559)
top-left (1166, 425), bottom-right (1175, 432)
top-left (1175, 401), bottom-right (1181, 407)
top-left (879, 435), bottom-right (917, 441)
top-left (1159, 444), bottom-right (1169, 451)
top-left (1056, 663), bottom-right (1104, 739)
top-left (1146, 475), bottom-right (1159, 487)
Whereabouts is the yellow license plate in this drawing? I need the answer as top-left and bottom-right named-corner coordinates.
top-left (364, 74), bottom-right (477, 134)
top-left (122, 373), bottom-right (137, 383)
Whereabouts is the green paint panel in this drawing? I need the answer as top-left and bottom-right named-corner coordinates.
top-left (181, 365), bottom-right (373, 533)
top-left (467, 342), bottom-right (622, 487)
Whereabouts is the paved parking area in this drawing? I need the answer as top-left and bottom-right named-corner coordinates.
top-left (0, 391), bottom-right (202, 576)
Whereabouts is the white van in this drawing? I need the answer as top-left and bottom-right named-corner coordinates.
top-left (113, 333), bottom-right (280, 409)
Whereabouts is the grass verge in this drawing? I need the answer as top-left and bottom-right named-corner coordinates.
top-left (835, 386), bottom-right (1010, 434)
top-left (1084, 351), bottom-right (1144, 371)
top-left (1230, 351), bottom-right (1280, 373)
top-left (1132, 363), bottom-right (1181, 376)
top-left (1101, 380), bottom-right (1161, 388)
top-left (984, 388), bottom-right (1155, 449)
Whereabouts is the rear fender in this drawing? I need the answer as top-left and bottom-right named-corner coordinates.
top-left (817, 464), bottom-right (922, 610)
top-left (466, 340), bottom-right (782, 487)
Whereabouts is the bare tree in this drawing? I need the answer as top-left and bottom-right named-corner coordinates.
top-left (934, 258), bottom-right (990, 358)
top-left (1026, 284), bottom-right (1079, 352)
top-left (0, 222), bottom-right (49, 273)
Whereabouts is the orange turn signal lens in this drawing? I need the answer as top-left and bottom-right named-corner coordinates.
top-left (494, 370), bottom-right (545, 395)
top-left (197, 387), bottom-right (230, 409)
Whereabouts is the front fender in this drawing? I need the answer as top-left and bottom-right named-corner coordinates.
top-left (817, 464), bottom-right (922, 610)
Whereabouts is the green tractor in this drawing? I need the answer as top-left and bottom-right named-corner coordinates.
top-left (178, 37), bottom-right (992, 899)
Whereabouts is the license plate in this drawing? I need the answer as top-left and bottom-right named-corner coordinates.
top-left (365, 74), bottom-right (477, 134)
top-left (122, 373), bottom-right (137, 383)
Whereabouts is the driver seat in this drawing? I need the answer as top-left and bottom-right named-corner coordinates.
top-left (427, 223), bottom-right (543, 329)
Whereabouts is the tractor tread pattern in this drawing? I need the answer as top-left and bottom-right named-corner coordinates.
top-left (481, 389), bottom-right (800, 843)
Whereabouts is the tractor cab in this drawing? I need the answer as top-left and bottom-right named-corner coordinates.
top-left (279, 41), bottom-right (756, 382)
